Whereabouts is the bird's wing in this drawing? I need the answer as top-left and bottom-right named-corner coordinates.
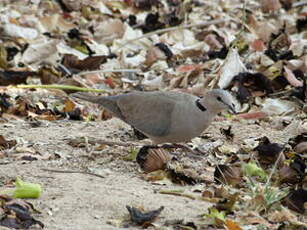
top-left (116, 92), bottom-right (177, 137)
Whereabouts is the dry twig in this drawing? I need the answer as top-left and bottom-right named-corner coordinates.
top-left (41, 168), bottom-right (105, 179)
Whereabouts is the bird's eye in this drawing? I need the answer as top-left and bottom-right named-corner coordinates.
top-left (217, 96), bottom-right (222, 102)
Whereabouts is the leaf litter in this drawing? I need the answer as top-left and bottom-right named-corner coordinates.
top-left (0, 0), bottom-right (307, 229)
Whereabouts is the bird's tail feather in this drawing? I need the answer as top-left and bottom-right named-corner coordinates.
top-left (71, 92), bottom-right (124, 119)
top-left (71, 92), bottom-right (105, 104)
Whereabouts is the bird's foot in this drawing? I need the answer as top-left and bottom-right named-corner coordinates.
top-left (160, 143), bottom-right (206, 157)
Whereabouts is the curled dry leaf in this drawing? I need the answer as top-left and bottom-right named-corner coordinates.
top-left (62, 54), bottom-right (108, 71)
top-left (270, 30), bottom-right (291, 51)
top-left (167, 166), bottom-right (199, 185)
top-left (126, 205), bottom-right (164, 225)
top-left (0, 45), bottom-right (8, 69)
top-left (261, 98), bottom-right (297, 115)
top-left (1, 21), bottom-right (38, 40)
top-left (294, 141), bottom-right (307, 153)
top-left (248, 15), bottom-right (279, 42)
top-left (282, 189), bottom-right (307, 214)
top-left (284, 66), bottom-right (303, 87)
top-left (60, 0), bottom-right (82, 11)
top-left (0, 135), bottom-right (17, 150)
top-left (0, 70), bottom-right (37, 86)
top-left (215, 193), bottom-right (240, 213)
top-left (218, 48), bottom-right (247, 89)
top-left (218, 143), bottom-right (239, 154)
top-left (144, 43), bottom-right (172, 67)
top-left (214, 165), bottom-right (242, 186)
top-left (38, 65), bottom-right (61, 85)
top-left (0, 195), bottom-right (44, 229)
top-left (254, 136), bottom-right (284, 165)
top-left (144, 46), bottom-right (167, 67)
top-left (233, 72), bottom-right (273, 103)
top-left (268, 208), bottom-right (298, 223)
top-left (40, 14), bottom-right (75, 32)
top-left (278, 155), bottom-right (305, 185)
top-left (21, 40), bottom-right (59, 65)
top-left (136, 146), bottom-right (171, 173)
top-left (261, 0), bottom-right (282, 13)
top-left (94, 19), bottom-right (125, 44)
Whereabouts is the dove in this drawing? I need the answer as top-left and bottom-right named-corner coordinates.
top-left (71, 89), bottom-right (236, 144)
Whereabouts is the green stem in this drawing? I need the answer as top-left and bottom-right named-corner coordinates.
top-left (14, 84), bottom-right (108, 93)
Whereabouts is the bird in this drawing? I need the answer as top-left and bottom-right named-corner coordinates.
top-left (71, 89), bottom-right (236, 145)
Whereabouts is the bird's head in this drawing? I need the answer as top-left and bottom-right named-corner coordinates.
top-left (203, 89), bottom-right (237, 114)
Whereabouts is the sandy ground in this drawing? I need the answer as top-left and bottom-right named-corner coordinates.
top-left (0, 117), bottom-right (293, 230)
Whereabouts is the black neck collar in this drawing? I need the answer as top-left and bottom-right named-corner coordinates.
top-left (196, 98), bottom-right (207, 112)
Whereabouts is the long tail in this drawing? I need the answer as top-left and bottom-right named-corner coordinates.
top-left (71, 92), bottom-right (124, 120)
top-left (71, 92), bottom-right (105, 104)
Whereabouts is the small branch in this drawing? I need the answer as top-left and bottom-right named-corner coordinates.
top-left (292, 0), bottom-right (307, 7)
top-left (269, 89), bottom-right (292, 97)
top-left (77, 69), bottom-right (141, 75)
top-left (41, 168), bottom-right (105, 179)
top-left (264, 152), bottom-right (284, 188)
top-left (14, 84), bottom-right (108, 93)
top-left (159, 190), bottom-right (196, 200)
top-left (114, 19), bottom-right (229, 52)
top-left (67, 137), bottom-right (138, 147)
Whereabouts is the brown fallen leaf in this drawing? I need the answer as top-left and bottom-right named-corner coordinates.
top-left (38, 65), bottom-right (61, 84)
top-left (0, 135), bottom-right (17, 150)
top-left (250, 39), bottom-right (266, 52)
top-left (63, 99), bottom-right (76, 113)
top-left (224, 219), bottom-right (243, 230)
top-left (254, 136), bottom-right (284, 165)
top-left (214, 165), bottom-right (242, 187)
top-left (261, 0), bottom-right (282, 12)
top-left (62, 54), bottom-right (108, 72)
top-left (136, 146), bottom-right (171, 173)
top-left (0, 71), bottom-right (37, 86)
top-left (282, 189), bottom-right (307, 214)
top-left (144, 45), bottom-right (167, 67)
top-left (238, 211), bottom-right (273, 228)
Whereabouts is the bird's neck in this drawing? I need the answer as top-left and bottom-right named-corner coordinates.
top-left (195, 98), bottom-right (207, 112)
top-left (198, 97), bottom-right (220, 114)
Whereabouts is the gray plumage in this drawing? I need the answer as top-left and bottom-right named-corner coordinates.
top-left (71, 89), bottom-right (236, 144)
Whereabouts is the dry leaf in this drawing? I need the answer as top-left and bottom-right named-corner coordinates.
top-left (284, 66), bottom-right (303, 87)
top-left (224, 219), bottom-right (243, 230)
top-left (218, 48), bottom-right (247, 89)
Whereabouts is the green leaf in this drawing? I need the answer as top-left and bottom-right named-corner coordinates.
top-left (13, 177), bottom-right (42, 199)
top-left (243, 162), bottom-right (267, 181)
top-left (204, 208), bottom-right (226, 221)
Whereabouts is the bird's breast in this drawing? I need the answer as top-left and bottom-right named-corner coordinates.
top-left (149, 106), bottom-right (213, 144)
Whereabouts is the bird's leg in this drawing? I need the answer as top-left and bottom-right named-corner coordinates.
top-left (160, 143), bottom-right (206, 156)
